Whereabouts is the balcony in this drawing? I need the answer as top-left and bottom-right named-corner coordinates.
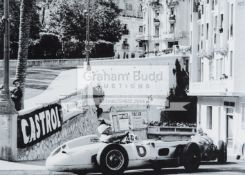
top-left (162, 32), bottom-right (185, 41)
top-left (122, 11), bottom-right (143, 19)
top-left (169, 14), bottom-right (176, 24)
top-left (136, 33), bottom-right (149, 41)
top-left (122, 28), bottom-right (129, 35)
top-left (150, 0), bottom-right (163, 10)
top-left (167, 0), bottom-right (180, 8)
top-left (189, 79), bottom-right (233, 96)
top-left (122, 42), bottom-right (129, 50)
top-left (154, 18), bottom-right (160, 26)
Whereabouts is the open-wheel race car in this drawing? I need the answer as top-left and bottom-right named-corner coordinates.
top-left (191, 133), bottom-right (227, 163)
top-left (46, 134), bottom-right (201, 175)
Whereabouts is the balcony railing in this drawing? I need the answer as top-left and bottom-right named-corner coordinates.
top-left (154, 18), bottom-right (160, 26)
top-left (148, 126), bottom-right (196, 136)
top-left (189, 79), bottom-right (233, 96)
top-left (162, 32), bottom-right (186, 41)
top-left (169, 15), bottom-right (176, 24)
top-left (121, 11), bottom-right (143, 18)
top-left (122, 44), bottom-right (129, 50)
top-left (122, 29), bottom-right (129, 35)
top-left (150, 0), bottom-right (163, 10)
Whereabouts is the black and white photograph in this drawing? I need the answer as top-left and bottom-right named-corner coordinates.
top-left (0, 0), bottom-right (245, 174)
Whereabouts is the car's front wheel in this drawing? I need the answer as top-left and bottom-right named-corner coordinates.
top-left (182, 142), bottom-right (201, 173)
top-left (99, 144), bottom-right (128, 175)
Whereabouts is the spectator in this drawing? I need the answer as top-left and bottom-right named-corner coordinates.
top-left (10, 79), bottom-right (22, 111)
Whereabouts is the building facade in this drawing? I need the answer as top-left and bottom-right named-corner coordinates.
top-left (114, 0), bottom-right (144, 59)
top-left (139, 0), bottom-right (191, 57)
top-left (189, 0), bottom-right (245, 156)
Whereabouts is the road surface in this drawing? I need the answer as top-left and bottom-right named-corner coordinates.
top-left (86, 160), bottom-right (245, 175)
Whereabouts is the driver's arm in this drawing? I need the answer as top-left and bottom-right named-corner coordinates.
top-left (108, 132), bottom-right (129, 143)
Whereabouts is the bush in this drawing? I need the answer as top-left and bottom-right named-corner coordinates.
top-left (91, 41), bottom-right (114, 58)
top-left (28, 33), bottom-right (61, 59)
top-left (62, 40), bottom-right (84, 58)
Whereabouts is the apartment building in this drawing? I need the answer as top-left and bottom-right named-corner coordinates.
top-left (189, 0), bottom-right (245, 156)
top-left (114, 0), bottom-right (144, 59)
top-left (139, 0), bottom-right (190, 57)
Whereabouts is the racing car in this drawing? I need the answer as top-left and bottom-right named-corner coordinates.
top-left (191, 133), bottom-right (227, 163)
top-left (46, 134), bottom-right (201, 174)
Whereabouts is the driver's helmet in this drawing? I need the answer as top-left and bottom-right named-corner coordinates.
top-left (98, 124), bottom-right (110, 134)
top-left (197, 127), bottom-right (204, 135)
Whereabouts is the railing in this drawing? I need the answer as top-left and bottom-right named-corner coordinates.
top-left (162, 32), bottom-right (186, 41)
top-left (147, 126), bottom-right (196, 136)
top-left (121, 11), bottom-right (143, 18)
top-left (189, 79), bottom-right (233, 96)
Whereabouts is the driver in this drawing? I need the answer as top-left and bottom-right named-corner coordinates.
top-left (192, 128), bottom-right (213, 145)
top-left (97, 123), bottom-right (129, 143)
top-left (191, 128), bottom-right (214, 156)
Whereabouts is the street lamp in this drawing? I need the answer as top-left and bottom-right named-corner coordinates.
top-left (84, 0), bottom-right (93, 71)
top-left (0, 0), bottom-right (16, 113)
top-left (0, 0), bottom-right (17, 162)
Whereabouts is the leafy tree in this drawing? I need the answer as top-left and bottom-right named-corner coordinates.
top-left (12, 1), bottom-right (41, 58)
top-left (0, 0), bottom-right (41, 59)
top-left (47, 0), bottom-right (123, 43)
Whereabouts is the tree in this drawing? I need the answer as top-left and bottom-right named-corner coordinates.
top-left (9, 0), bottom-right (41, 59)
top-left (15, 0), bottom-right (37, 109)
top-left (47, 0), bottom-right (123, 44)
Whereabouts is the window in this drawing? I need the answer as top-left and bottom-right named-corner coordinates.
top-left (155, 10), bottom-right (159, 17)
top-left (155, 26), bottom-right (159, 37)
top-left (242, 105), bottom-right (245, 129)
top-left (201, 62), bottom-right (204, 81)
top-left (215, 16), bottom-right (217, 30)
top-left (206, 23), bottom-right (209, 40)
top-left (220, 14), bottom-right (224, 33)
top-left (139, 4), bottom-right (143, 12)
top-left (230, 4), bottom-right (234, 37)
top-left (122, 24), bottom-right (129, 35)
top-left (216, 58), bottom-right (224, 80)
top-left (155, 43), bottom-right (160, 51)
top-left (201, 24), bottom-right (204, 36)
top-left (230, 51), bottom-right (233, 77)
top-left (206, 106), bottom-right (212, 129)
top-left (126, 3), bottom-right (133, 11)
top-left (139, 26), bottom-right (143, 33)
top-left (139, 41), bottom-right (143, 47)
top-left (168, 41), bottom-right (178, 48)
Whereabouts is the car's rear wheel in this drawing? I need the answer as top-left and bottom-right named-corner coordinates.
top-left (217, 140), bottom-right (227, 163)
top-left (99, 144), bottom-right (128, 175)
top-left (182, 142), bottom-right (201, 173)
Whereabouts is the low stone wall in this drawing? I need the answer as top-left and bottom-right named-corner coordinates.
top-left (16, 107), bottom-right (99, 161)
top-left (1, 57), bottom-right (114, 68)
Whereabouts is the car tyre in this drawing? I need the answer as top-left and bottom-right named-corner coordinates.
top-left (182, 142), bottom-right (201, 173)
top-left (217, 140), bottom-right (227, 163)
top-left (99, 144), bottom-right (128, 175)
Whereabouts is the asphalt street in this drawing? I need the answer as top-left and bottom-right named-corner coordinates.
top-left (0, 158), bottom-right (245, 175)
top-left (85, 159), bottom-right (245, 175)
